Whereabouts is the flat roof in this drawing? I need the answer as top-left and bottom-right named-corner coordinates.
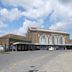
top-left (13, 42), bottom-right (33, 45)
top-left (29, 27), bottom-right (69, 34)
top-left (13, 42), bottom-right (72, 46)
top-left (34, 44), bottom-right (72, 46)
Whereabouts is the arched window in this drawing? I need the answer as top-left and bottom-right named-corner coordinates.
top-left (59, 36), bottom-right (64, 44)
top-left (39, 34), bottom-right (48, 44)
top-left (51, 35), bottom-right (57, 45)
top-left (52, 36), bottom-right (55, 44)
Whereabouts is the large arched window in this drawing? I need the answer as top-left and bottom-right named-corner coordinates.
top-left (59, 36), bottom-right (65, 44)
top-left (52, 36), bottom-right (55, 44)
top-left (51, 35), bottom-right (57, 45)
top-left (60, 36), bottom-right (63, 44)
top-left (39, 34), bottom-right (48, 44)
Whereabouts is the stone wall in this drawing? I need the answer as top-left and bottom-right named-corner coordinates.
top-left (27, 29), bottom-right (70, 45)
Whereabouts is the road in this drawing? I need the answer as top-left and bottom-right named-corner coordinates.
top-left (0, 50), bottom-right (72, 72)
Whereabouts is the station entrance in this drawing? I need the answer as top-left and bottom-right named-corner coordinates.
top-left (13, 42), bottom-right (72, 51)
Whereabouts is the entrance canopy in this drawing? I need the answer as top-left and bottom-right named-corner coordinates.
top-left (34, 43), bottom-right (72, 46)
top-left (13, 42), bottom-right (33, 45)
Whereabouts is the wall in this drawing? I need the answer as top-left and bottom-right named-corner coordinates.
top-left (27, 30), bottom-right (70, 45)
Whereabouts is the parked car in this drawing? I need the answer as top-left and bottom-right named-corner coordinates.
top-left (49, 47), bottom-right (55, 50)
top-left (0, 45), bottom-right (4, 52)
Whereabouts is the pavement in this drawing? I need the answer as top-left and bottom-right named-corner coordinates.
top-left (0, 50), bottom-right (72, 72)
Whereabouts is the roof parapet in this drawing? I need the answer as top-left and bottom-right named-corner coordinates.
top-left (29, 27), bottom-right (69, 35)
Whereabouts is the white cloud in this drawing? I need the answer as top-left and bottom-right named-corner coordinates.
top-left (21, 0), bottom-right (52, 19)
top-left (9, 0), bottom-right (53, 35)
top-left (59, 0), bottom-right (72, 7)
top-left (49, 22), bottom-right (66, 30)
top-left (14, 19), bottom-right (43, 35)
top-left (0, 8), bottom-right (22, 34)
top-left (2, 0), bottom-right (33, 10)
top-left (1, 0), bottom-right (72, 35)
top-left (49, 0), bottom-right (72, 30)
top-left (49, 19), bottom-right (72, 31)
top-left (0, 8), bottom-right (22, 21)
top-left (2, 0), bottom-right (53, 19)
top-left (54, 1), bottom-right (72, 18)
top-left (0, 20), bottom-right (7, 28)
top-left (0, 20), bottom-right (8, 34)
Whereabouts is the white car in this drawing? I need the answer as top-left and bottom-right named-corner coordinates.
top-left (49, 47), bottom-right (55, 50)
top-left (0, 45), bottom-right (4, 52)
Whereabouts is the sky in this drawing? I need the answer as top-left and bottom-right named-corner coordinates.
top-left (0, 0), bottom-right (72, 38)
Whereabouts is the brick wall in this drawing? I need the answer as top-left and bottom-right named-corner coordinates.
top-left (27, 29), bottom-right (70, 44)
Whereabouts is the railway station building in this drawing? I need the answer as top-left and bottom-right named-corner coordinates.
top-left (0, 27), bottom-right (72, 51)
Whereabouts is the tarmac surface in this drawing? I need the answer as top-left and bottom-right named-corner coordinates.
top-left (0, 50), bottom-right (72, 72)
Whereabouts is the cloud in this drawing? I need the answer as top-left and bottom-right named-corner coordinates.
top-left (1, 0), bottom-right (53, 35)
top-left (0, 20), bottom-right (7, 28)
top-left (1, 0), bottom-right (33, 10)
top-left (49, 22), bottom-right (68, 31)
top-left (0, 7), bottom-right (22, 34)
top-left (59, 0), bottom-right (72, 5)
top-left (14, 19), bottom-right (43, 35)
top-left (20, 0), bottom-right (52, 19)
top-left (49, 0), bottom-right (72, 31)
top-left (2, 0), bottom-right (53, 19)
top-left (1, 0), bottom-right (72, 35)
top-left (0, 20), bottom-right (8, 34)
top-left (0, 8), bottom-right (22, 21)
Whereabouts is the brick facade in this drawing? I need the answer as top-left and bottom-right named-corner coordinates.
top-left (26, 27), bottom-right (70, 45)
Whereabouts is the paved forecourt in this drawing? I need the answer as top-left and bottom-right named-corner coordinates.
top-left (0, 50), bottom-right (72, 72)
